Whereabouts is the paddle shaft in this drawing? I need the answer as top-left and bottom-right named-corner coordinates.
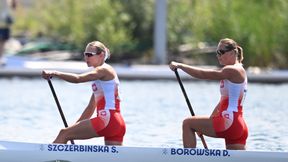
top-left (174, 69), bottom-right (208, 149)
top-left (47, 80), bottom-right (75, 144)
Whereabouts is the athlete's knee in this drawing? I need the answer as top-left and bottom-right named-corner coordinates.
top-left (183, 117), bottom-right (199, 132)
top-left (183, 118), bottom-right (192, 130)
top-left (58, 128), bottom-right (71, 140)
top-left (58, 128), bottom-right (68, 135)
top-left (53, 128), bottom-right (71, 144)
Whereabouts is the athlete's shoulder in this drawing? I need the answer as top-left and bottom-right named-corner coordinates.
top-left (222, 64), bottom-right (246, 83)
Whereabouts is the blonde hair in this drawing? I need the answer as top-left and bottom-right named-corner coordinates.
top-left (86, 41), bottom-right (110, 60)
top-left (219, 38), bottom-right (244, 62)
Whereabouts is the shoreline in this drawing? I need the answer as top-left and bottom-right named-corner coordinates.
top-left (1, 56), bottom-right (288, 83)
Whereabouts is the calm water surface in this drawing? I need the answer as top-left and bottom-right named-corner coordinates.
top-left (0, 78), bottom-right (287, 151)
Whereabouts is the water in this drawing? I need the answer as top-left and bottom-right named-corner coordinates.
top-left (0, 78), bottom-right (287, 151)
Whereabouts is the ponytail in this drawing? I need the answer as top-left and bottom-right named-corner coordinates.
top-left (236, 46), bottom-right (244, 63)
top-left (104, 48), bottom-right (110, 61)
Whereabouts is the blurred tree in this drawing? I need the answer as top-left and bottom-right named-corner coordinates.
top-left (167, 0), bottom-right (288, 68)
top-left (114, 0), bottom-right (155, 60)
top-left (12, 0), bottom-right (288, 67)
top-left (13, 0), bottom-right (134, 60)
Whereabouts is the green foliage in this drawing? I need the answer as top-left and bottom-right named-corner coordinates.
top-left (14, 0), bottom-right (134, 59)
top-left (115, 0), bottom-right (155, 52)
top-left (167, 0), bottom-right (288, 68)
top-left (12, 0), bottom-right (288, 67)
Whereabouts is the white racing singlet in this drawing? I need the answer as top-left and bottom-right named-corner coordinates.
top-left (91, 76), bottom-right (121, 112)
top-left (220, 78), bottom-right (248, 113)
top-left (217, 77), bottom-right (248, 130)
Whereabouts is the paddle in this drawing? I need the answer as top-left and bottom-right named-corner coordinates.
top-left (174, 69), bottom-right (208, 149)
top-left (47, 79), bottom-right (75, 144)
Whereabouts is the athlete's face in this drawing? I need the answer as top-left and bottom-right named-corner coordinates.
top-left (84, 46), bottom-right (104, 67)
top-left (216, 43), bottom-right (235, 65)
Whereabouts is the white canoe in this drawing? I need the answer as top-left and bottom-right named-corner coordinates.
top-left (0, 140), bottom-right (287, 162)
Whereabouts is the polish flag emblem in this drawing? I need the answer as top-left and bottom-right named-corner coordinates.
top-left (92, 83), bottom-right (97, 91)
top-left (220, 80), bottom-right (224, 88)
top-left (100, 111), bottom-right (107, 116)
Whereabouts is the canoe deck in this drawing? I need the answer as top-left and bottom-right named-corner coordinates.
top-left (0, 141), bottom-right (287, 162)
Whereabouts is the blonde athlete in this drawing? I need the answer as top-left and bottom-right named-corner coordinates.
top-left (169, 38), bottom-right (248, 150)
top-left (42, 41), bottom-right (126, 145)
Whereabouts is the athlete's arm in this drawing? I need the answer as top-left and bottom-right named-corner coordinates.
top-left (210, 103), bottom-right (221, 118)
top-left (76, 94), bottom-right (96, 122)
top-left (42, 67), bottom-right (107, 83)
top-left (170, 61), bottom-right (241, 81)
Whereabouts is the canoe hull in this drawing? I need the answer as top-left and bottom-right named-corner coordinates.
top-left (0, 141), bottom-right (287, 162)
